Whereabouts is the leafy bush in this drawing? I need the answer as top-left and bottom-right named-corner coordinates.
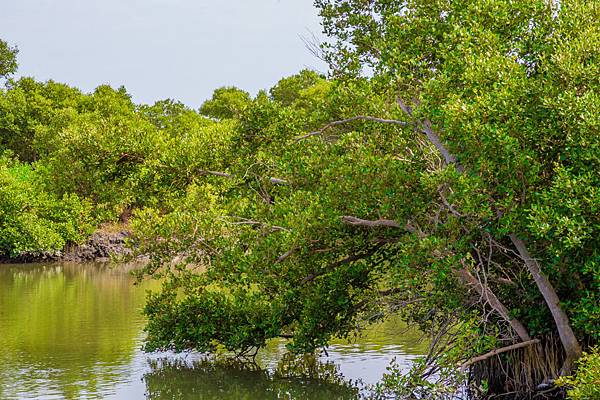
top-left (557, 348), bottom-right (600, 400)
top-left (0, 154), bottom-right (94, 257)
top-left (0, 39), bottom-right (18, 78)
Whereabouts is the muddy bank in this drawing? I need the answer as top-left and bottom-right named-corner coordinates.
top-left (1, 230), bottom-right (133, 264)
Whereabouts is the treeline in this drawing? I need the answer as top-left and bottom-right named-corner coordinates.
top-left (1, 0), bottom-right (599, 398)
top-left (0, 61), bottom-right (327, 257)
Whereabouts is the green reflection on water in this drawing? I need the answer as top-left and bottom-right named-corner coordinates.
top-left (144, 356), bottom-right (360, 400)
top-left (0, 263), bottom-right (150, 399)
top-left (0, 263), bottom-right (425, 400)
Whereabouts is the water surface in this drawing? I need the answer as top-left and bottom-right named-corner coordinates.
top-left (0, 263), bottom-right (426, 399)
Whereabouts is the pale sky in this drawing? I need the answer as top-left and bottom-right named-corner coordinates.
top-left (0, 0), bottom-right (326, 108)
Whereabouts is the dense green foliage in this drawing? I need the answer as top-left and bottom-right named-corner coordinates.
top-left (0, 70), bottom-right (220, 256)
top-left (557, 348), bottom-right (600, 400)
top-left (199, 86), bottom-right (251, 120)
top-left (0, 153), bottom-right (94, 257)
top-left (133, 0), bottom-right (598, 397)
top-left (0, 1), bottom-right (598, 396)
top-left (0, 39), bottom-right (18, 79)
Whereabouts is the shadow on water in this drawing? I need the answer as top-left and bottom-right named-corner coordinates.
top-left (0, 263), bottom-right (426, 399)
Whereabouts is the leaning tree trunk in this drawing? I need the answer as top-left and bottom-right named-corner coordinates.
top-left (310, 105), bottom-right (583, 376)
top-left (398, 98), bottom-right (582, 374)
top-left (424, 120), bottom-right (582, 375)
top-left (509, 234), bottom-right (582, 374)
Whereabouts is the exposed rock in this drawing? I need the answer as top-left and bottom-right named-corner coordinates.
top-left (0, 230), bottom-right (133, 264)
top-left (63, 231), bottom-right (132, 262)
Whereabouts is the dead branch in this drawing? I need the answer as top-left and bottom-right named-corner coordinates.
top-left (269, 177), bottom-right (288, 185)
top-left (341, 215), bottom-right (426, 239)
top-left (438, 186), bottom-right (464, 218)
top-left (197, 169), bottom-right (287, 185)
top-left (197, 169), bottom-right (232, 178)
top-left (226, 217), bottom-right (290, 233)
top-left (275, 248), bottom-right (296, 264)
top-left (300, 30), bottom-right (327, 64)
top-left (294, 116), bottom-right (408, 142)
top-left (460, 339), bottom-right (541, 371)
top-left (457, 262), bottom-right (532, 342)
top-left (341, 215), bottom-right (403, 228)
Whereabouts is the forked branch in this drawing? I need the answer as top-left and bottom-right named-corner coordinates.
top-left (342, 215), bottom-right (533, 342)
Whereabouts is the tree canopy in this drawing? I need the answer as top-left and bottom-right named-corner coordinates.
top-left (131, 0), bottom-right (599, 397)
top-left (0, 39), bottom-right (18, 79)
top-left (0, 1), bottom-right (598, 397)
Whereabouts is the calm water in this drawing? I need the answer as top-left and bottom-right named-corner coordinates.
top-left (0, 263), bottom-right (426, 399)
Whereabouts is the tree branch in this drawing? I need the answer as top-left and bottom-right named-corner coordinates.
top-left (341, 215), bottom-right (403, 228)
top-left (226, 217), bottom-right (290, 232)
top-left (341, 215), bottom-right (532, 341)
top-left (397, 97), bottom-right (581, 374)
top-left (197, 169), bottom-right (233, 178)
top-left (197, 169), bottom-right (287, 185)
top-left (460, 339), bottom-right (541, 371)
top-left (341, 216), bottom-right (425, 239)
top-left (295, 116), bottom-right (408, 142)
top-left (275, 248), bottom-right (296, 264)
top-left (457, 262), bottom-right (532, 342)
top-left (300, 245), bottom-right (382, 285)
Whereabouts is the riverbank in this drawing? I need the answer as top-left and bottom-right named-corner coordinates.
top-left (0, 226), bottom-right (133, 264)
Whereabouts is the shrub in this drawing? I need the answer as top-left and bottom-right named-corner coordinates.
top-left (557, 348), bottom-right (600, 400)
top-left (0, 154), bottom-right (94, 257)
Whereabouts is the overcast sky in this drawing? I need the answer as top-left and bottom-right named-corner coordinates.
top-left (1, 0), bottom-right (326, 108)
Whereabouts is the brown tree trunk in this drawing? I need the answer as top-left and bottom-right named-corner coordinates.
top-left (509, 234), bottom-right (582, 374)
top-left (457, 266), bottom-right (532, 342)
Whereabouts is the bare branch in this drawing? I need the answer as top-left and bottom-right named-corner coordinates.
top-left (397, 98), bottom-right (464, 172)
top-left (341, 216), bottom-right (425, 239)
top-left (341, 215), bottom-right (403, 229)
top-left (300, 30), bottom-right (327, 64)
top-left (225, 217), bottom-right (290, 233)
top-left (420, 119), bottom-right (464, 172)
top-left (275, 248), bottom-right (296, 264)
top-left (295, 116), bottom-right (408, 142)
top-left (438, 186), bottom-right (464, 217)
top-left (197, 169), bottom-right (233, 178)
top-left (460, 339), bottom-right (541, 371)
top-left (269, 177), bottom-right (288, 185)
top-left (197, 169), bottom-right (287, 185)
top-left (457, 262), bottom-right (532, 342)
